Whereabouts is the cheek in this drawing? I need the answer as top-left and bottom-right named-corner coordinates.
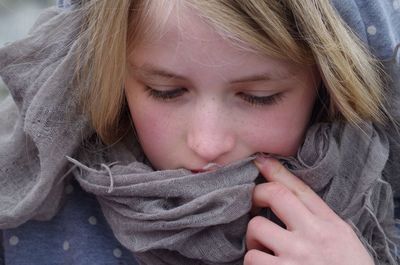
top-left (124, 79), bottom-right (171, 164)
top-left (125, 93), bottom-right (184, 168)
top-left (129, 103), bottom-right (172, 157)
top-left (243, 93), bottom-right (316, 156)
top-left (243, 116), bottom-right (306, 156)
top-left (133, 112), bottom-right (164, 146)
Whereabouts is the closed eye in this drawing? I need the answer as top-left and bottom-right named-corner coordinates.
top-left (237, 92), bottom-right (285, 106)
top-left (145, 86), bottom-right (285, 106)
top-left (146, 87), bottom-right (188, 101)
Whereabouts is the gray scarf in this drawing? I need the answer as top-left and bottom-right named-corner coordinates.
top-left (0, 6), bottom-right (399, 265)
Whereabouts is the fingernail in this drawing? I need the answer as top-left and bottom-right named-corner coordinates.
top-left (255, 153), bottom-right (271, 164)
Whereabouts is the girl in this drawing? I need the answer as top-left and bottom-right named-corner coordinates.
top-left (0, 0), bottom-right (399, 264)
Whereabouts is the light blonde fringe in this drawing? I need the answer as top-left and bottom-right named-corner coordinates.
top-left (77, 0), bottom-right (388, 144)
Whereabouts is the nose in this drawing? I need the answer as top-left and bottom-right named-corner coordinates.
top-left (186, 102), bottom-right (235, 163)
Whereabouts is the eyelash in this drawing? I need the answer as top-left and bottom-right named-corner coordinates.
top-left (237, 92), bottom-right (284, 106)
top-left (146, 87), bottom-right (284, 106)
top-left (146, 87), bottom-right (187, 100)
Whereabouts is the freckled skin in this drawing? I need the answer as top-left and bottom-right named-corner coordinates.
top-left (125, 8), bottom-right (320, 170)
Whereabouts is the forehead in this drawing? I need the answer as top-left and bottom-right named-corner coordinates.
top-left (130, 3), bottom-right (299, 74)
top-left (136, 2), bottom-right (236, 50)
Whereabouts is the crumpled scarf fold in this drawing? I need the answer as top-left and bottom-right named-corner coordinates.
top-left (0, 5), bottom-right (399, 265)
top-left (66, 122), bottom-right (399, 265)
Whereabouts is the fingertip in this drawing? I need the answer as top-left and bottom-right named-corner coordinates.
top-left (254, 155), bottom-right (284, 183)
top-left (254, 153), bottom-right (275, 169)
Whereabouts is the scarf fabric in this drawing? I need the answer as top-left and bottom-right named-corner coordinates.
top-left (66, 122), bottom-right (398, 265)
top-left (331, 0), bottom-right (400, 214)
top-left (0, 4), bottom-right (399, 265)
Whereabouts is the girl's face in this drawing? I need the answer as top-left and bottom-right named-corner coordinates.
top-left (125, 8), bottom-right (320, 171)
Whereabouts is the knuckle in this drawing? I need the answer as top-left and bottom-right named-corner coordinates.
top-left (310, 221), bottom-right (335, 244)
top-left (268, 181), bottom-right (291, 198)
top-left (254, 182), bottom-right (293, 206)
top-left (312, 219), bottom-right (353, 246)
top-left (291, 239), bottom-right (312, 260)
top-left (294, 181), bottom-right (313, 196)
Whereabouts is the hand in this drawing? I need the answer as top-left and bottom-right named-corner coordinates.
top-left (244, 156), bottom-right (374, 265)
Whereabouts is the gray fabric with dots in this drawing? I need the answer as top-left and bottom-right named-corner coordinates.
top-left (2, 179), bottom-right (138, 264)
top-left (0, 1), bottom-right (399, 265)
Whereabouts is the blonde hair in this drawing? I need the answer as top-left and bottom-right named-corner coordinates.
top-left (76, 0), bottom-right (388, 144)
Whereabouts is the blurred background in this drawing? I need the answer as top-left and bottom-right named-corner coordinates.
top-left (0, 0), bottom-right (54, 100)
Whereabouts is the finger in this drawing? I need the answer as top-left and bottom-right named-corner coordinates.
top-left (246, 215), bottom-right (292, 255)
top-left (253, 182), bottom-right (314, 230)
top-left (244, 249), bottom-right (279, 265)
top-left (255, 156), bottom-right (336, 219)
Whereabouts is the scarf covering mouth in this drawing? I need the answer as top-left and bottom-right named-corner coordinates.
top-left (0, 2), bottom-right (399, 265)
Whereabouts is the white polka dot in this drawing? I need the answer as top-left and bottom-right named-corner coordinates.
top-left (65, 184), bottom-right (74, 194)
top-left (394, 0), bottom-right (400, 10)
top-left (9, 236), bottom-right (19, 246)
top-left (88, 216), bottom-right (98, 225)
top-left (113, 248), bottom-right (122, 258)
top-left (367, 26), bottom-right (377, 35)
top-left (63, 241), bottom-right (70, 251)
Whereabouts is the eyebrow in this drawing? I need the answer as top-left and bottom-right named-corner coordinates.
top-left (134, 65), bottom-right (186, 80)
top-left (131, 63), bottom-right (293, 83)
top-left (230, 73), bottom-right (291, 84)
